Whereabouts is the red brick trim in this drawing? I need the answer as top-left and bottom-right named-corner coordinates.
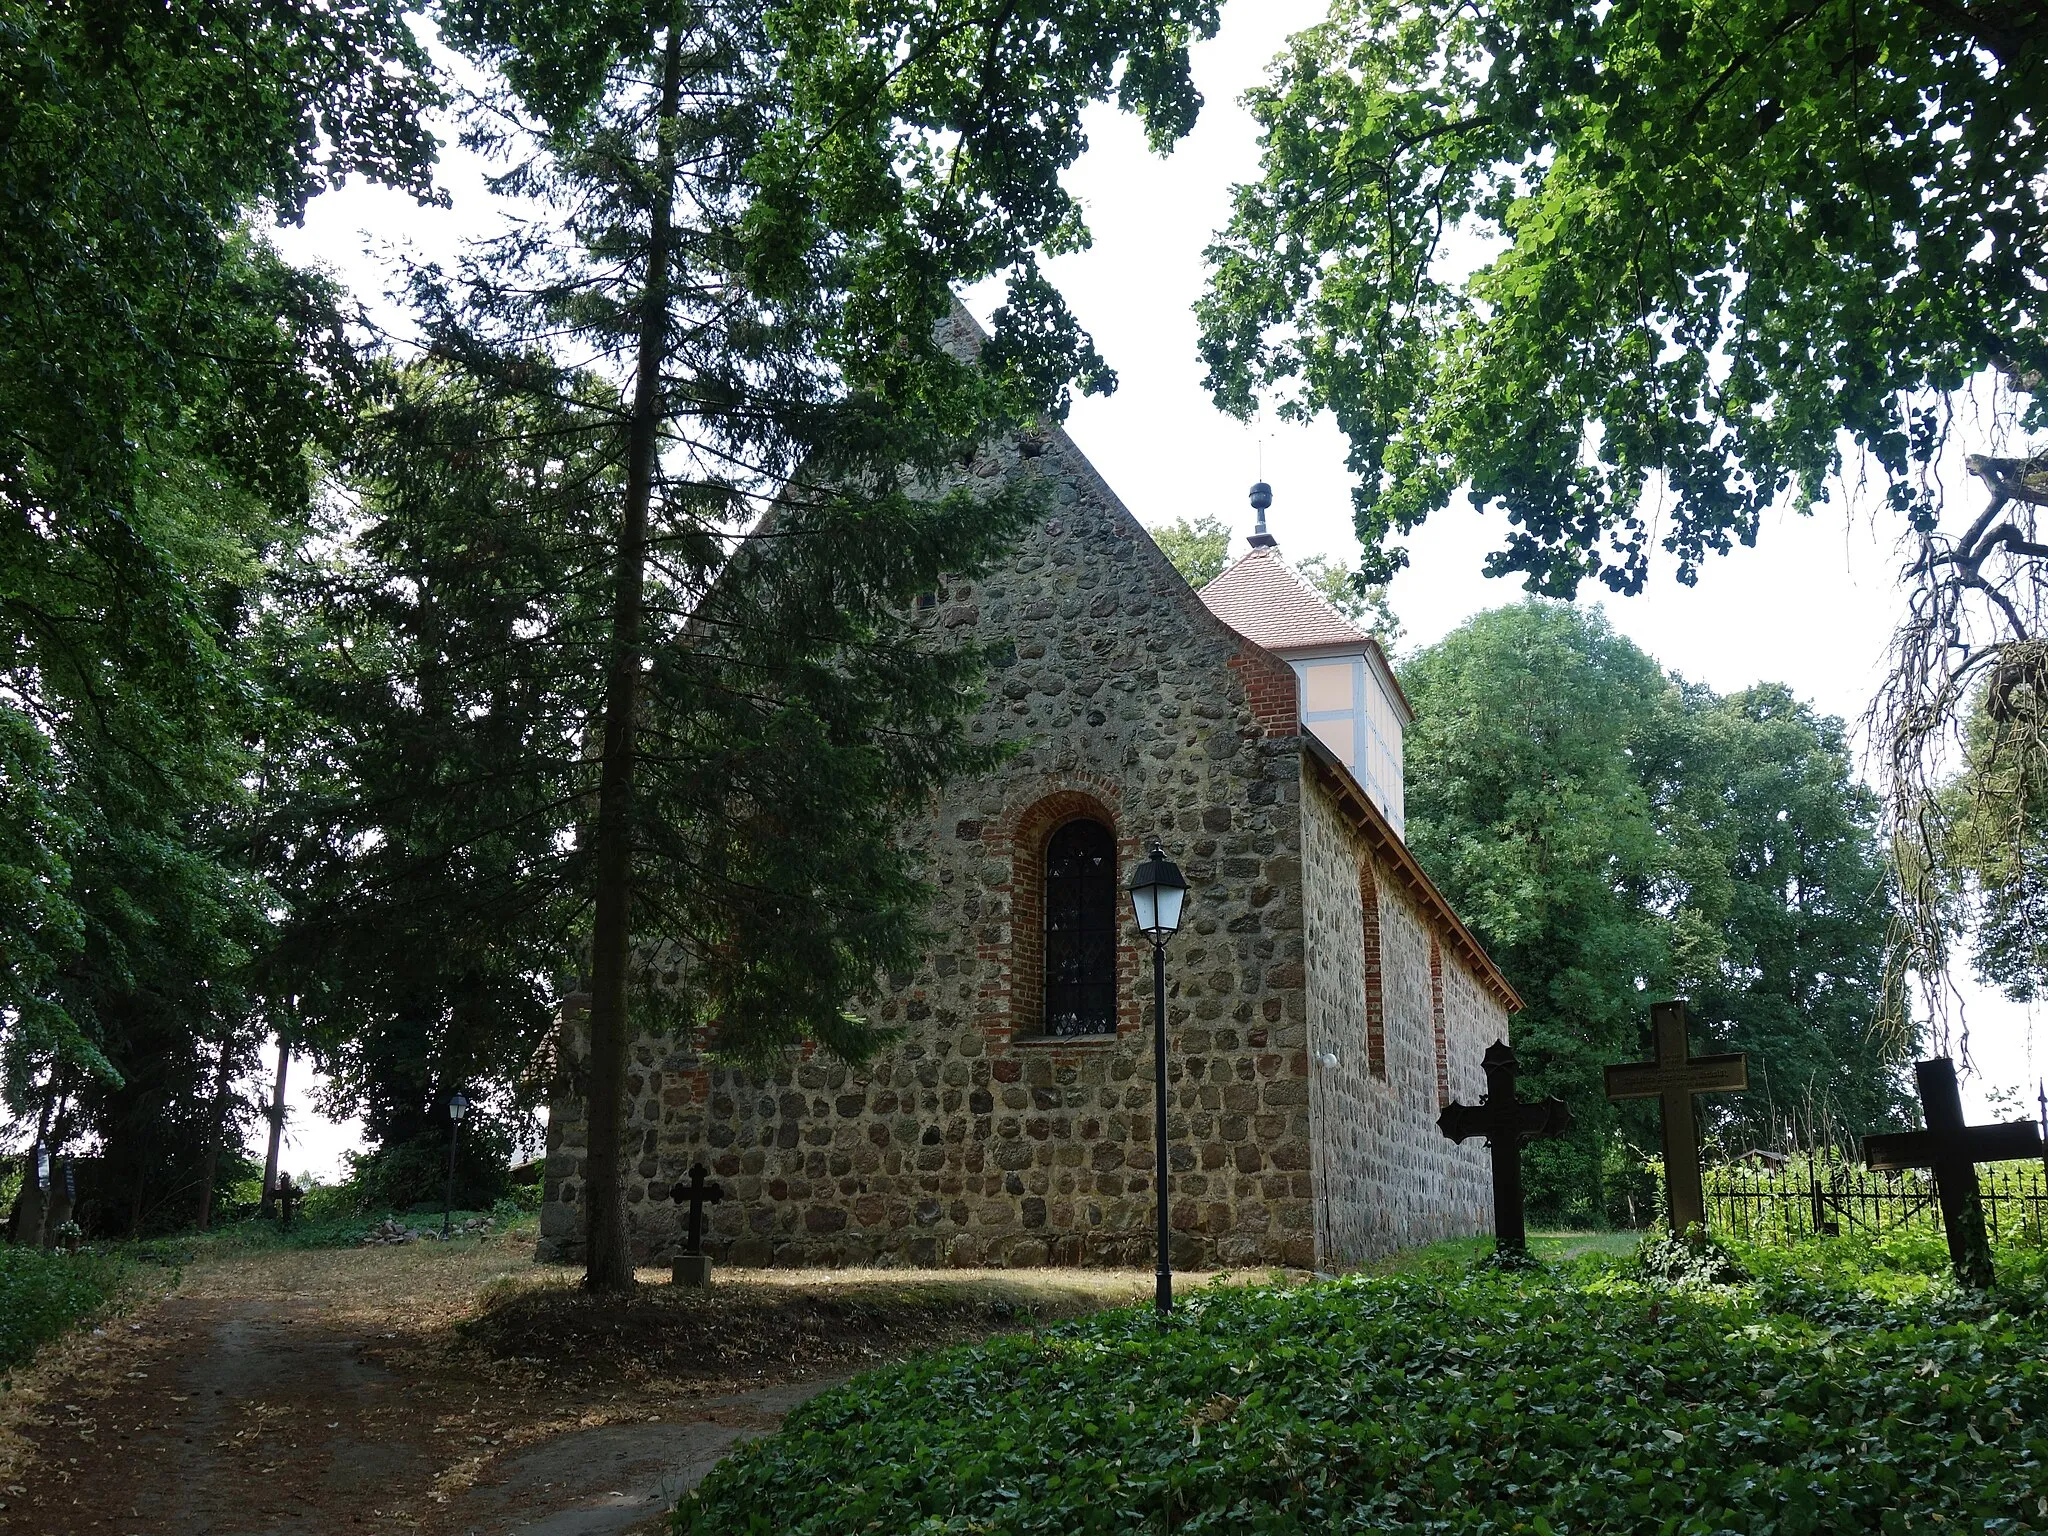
top-left (1359, 859), bottom-right (1387, 1080)
top-left (1226, 645), bottom-right (1300, 738)
top-left (1429, 934), bottom-right (1449, 1109)
top-left (981, 778), bottom-right (1139, 1047)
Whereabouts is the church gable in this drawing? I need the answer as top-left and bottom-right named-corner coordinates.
top-left (902, 417), bottom-right (1310, 1055)
top-left (535, 335), bottom-right (1514, 1272)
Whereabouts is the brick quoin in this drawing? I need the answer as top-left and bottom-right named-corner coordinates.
top-left (1227, 646), bottom-right (1300, 737)
top-left (1359, 858), bottom-right (1387, 1080)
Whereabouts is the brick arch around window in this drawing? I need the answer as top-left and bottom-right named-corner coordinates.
top-left (1359, 858), bottom-right (1388, 1080)
top-left (982, 779), bottom-right (1140, 1046)
top-left (1429, 933), bottom-right (1449, 1109)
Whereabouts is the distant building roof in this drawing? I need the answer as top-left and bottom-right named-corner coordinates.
top-left (1198, 546), bottom-right (1373, 654)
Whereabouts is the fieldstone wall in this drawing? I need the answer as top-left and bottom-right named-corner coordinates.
top-left (538, 403), bottom-right (1322, 1270)
top-left (1302, 771), bottom-right (1500, 1263)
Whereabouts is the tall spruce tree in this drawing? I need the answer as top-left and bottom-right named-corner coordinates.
top-left (255, 365), bottom-right (612, 1209)
top-left (397, 0), bottom-right (1221, 1288)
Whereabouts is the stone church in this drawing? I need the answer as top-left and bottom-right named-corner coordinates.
top-left (539, 347), bottom-right (1521, 1271)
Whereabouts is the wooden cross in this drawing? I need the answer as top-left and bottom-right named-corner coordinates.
top-left (1604, 1000), bottom-right (1746, 1236)
top-left (1865, 1056), bottom-right (2043, 1287)
top-left (671, 1164), bottom-right (725, 1257)
top-left (1437, 1040), bottom-right (1571, 1253)
top-left (275, 1172), bottom-right (299, 1231)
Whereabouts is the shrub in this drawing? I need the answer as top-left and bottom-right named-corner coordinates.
top-left (0, 1245), bottom-right (128, 1374)
top-left (679, 1246), bottom-right (2048, 1533)
top-left (1635, 1227), bottom-right (1748, 1287)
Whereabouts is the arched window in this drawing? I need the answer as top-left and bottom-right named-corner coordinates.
top-left (1429, 934), bottom-right (1449, 1108)
top-left (1360, 860), bottom-right (1387, 1079)
top-left (1044, 819), bottom-right (1117, 1036)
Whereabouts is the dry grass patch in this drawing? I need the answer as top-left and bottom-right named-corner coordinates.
top-left (451, 1264), bottom-right (1175, 1400)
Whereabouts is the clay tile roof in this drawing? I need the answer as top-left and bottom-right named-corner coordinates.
top-left (1197, 546), bottom-right (1372, 653)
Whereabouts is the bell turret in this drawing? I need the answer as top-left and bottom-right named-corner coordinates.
top-left (1248, 481), bottom-right (1276, 548)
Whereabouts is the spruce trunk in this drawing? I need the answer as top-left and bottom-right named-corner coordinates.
top-left (259, 1035), bottom-right (290, 1218)
top-left (195, 1036), bottom-right (236, 1232)
top-left (582, 15), bottom-right (685, 1293)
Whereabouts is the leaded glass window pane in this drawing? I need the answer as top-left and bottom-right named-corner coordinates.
top-left (1044, 819), bottom-right (1116, 1037)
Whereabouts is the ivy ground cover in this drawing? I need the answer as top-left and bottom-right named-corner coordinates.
top-left (675, 1240), bottom-right (2048, 1533)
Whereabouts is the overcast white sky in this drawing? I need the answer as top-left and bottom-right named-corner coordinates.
top-left (263, 1), bottom-right (2041, 1178)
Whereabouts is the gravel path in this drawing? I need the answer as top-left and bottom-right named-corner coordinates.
top-left (0, 1240), bottom-right (1158, 1536)
top-left (0, 1292), bottom-right (837, 1536)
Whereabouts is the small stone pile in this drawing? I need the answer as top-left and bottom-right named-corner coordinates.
top-left (358, 1215), bottom-right (498, 1247)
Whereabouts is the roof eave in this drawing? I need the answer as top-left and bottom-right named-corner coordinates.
top-left (1300, 733), bottom-right (1522, 1013)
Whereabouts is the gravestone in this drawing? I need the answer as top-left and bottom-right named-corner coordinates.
top-left (671, 1164), bottom-right (724, 1288)
top-left (12, 1150), bottom-right (76, 1249)
top-left (6, 1148), bottom-right (47, 1246)
top-left (1865, 1056), bottom-right (2043, 1288)
top-left (1604, 1001), bottom-right (1746, 1237)
top-left (1436, 1040), bottom-right (1571, 1254)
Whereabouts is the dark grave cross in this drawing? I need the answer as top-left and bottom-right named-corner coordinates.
top-left (1604, 1000), bottom-right (1746, 1237)
top-left (275, 1172), bottom-right (299, 1232)
top-left (1864, 1056), bottom-right (2043, 1288)
top-left (672, 1164), bottom-right (725, 1256)
top-left (1437, 1040), bottom-right (1572, 1254)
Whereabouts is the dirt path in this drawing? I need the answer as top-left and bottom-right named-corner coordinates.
top-left (0, 1234), bottom-right (1161, 1536)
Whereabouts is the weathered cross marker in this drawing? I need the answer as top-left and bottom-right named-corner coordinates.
top-left (1865, 1056), bottom-right (2043, 1288)
top-left (1604, 1000), bottom-right (1746, 1236)
top-left (275, 1172), bottom-right (299, 1232)
top-left (670, 1164), bottom-right (725, 1288)
top-left (1437, 1040), bottom-right (1572, 1254)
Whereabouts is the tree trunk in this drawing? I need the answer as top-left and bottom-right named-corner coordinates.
top-left (195, 1035), bottom-right (236, 1232)
top-left (582, 11), bottom-right (686, 1293)
top-left (128, 1140), bottom-right (149, 1238)
top-left (28, 1083), bottom-right (58, 1249)
top-left (259, 1035), bottom-right (290, 1219)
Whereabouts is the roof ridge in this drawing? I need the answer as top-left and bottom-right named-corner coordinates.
top-left (1266, 548), bottom-right (1371, 643)
top-left (1198, 544), bottom-right (1373, 652)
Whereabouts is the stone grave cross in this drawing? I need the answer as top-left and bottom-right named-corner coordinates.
top-left (670, 1164), bottom-right (724, 1288)
top-left (1437, 1040), bottom-right (1571, 1254)
top-left (1865, 1056), bottom-right (2043, 1288)
top-left (1603, 1000), bottom-right (1746, 1236)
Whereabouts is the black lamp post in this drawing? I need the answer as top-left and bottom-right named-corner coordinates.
top-left (442, 1092), bottom-right (469, 1238)
top-left (1128, 839), bottom-right (1188, 1318)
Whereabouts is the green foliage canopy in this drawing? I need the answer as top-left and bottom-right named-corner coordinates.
top-left (0, 0), bottom-right (439, 1216)
top-left (1937, 682), bottom-right (2048, 1003)
top-left (1198, 0), bottom-right (2048, 596)
top-left (1400, 603), bottom-right (1906, 1216)
top-left (1150, 514), bottom-right (1233, 588)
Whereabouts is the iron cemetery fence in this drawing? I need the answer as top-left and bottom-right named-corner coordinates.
top-left (1705, 1156), bottom-right (2048, 1246)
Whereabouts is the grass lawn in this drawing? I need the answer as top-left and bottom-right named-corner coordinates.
top-left (676, 1231), bottom-right (2048, 1533)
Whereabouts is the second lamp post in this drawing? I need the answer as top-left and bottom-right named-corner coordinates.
top-left (442, 1091), bottom-right (469, 1238)
top-left (1128, 839), bottom-right (1188, 1317)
